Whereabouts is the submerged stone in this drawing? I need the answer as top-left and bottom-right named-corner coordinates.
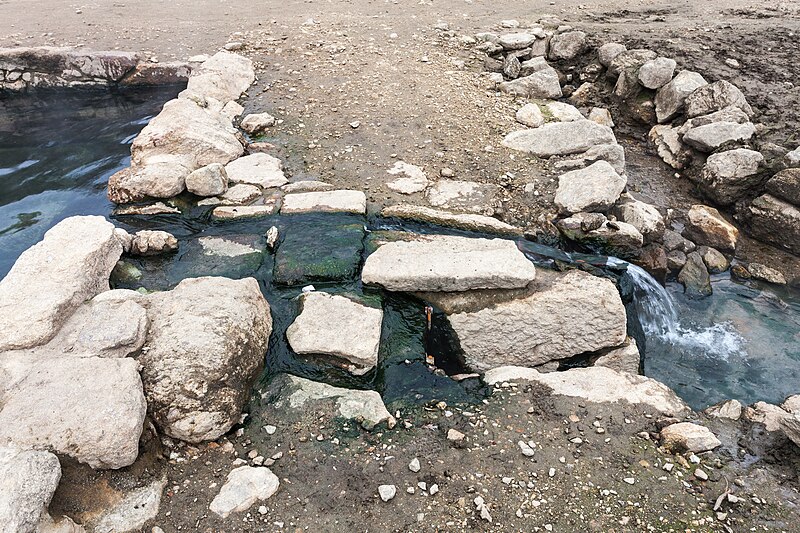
top-left (173, 235), bottom-right (266, 281)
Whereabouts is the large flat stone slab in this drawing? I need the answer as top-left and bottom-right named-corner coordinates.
top-left (362, 234), bottom-right (536, 292)
top-left (225, 153), bottom-right (288, 189)
top-left (281, 190), bottom-right (367, 215)
top-left (381, 204), bottom-right (522, 236)
top-left (173, 235), bottom-right (266, 280)
top-left (502, 120), bottom-right (616, 157)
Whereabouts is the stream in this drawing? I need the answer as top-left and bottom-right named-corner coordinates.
top-left (1, 88), bottom-right (799, 412)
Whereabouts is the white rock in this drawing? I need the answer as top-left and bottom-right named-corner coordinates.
top-left (240, 112), bottom-right (277, 135)
top-left (186, 163), bottom-right (229, 197)
top-left (660, 422), bottom-right (722, 453)
top-left (684, 80), bottom-right (753, 118)
top-left (637, 57), bottom-right (676, 90)
top-left (499, 67), bottom-right (562, 99)
top-left (706, 399), bottom-right (743, 420)
top-left (212, 203), bottom-right (278, 219)
top-left (378, 485), bottom-right (397, 502)
top-left (221, 101), bottom-right (244, 121)
top-left (281, 180), bottom-right (334, 193)
top-left (588, 107), bottom-right (614, 127)
top-left (94, 478), bottom-right (167, 533)
top-left (554, 160), bottom-right (627, 214)
top-left (682, 121), bottom-right (756, 152)
top-left (613, 193), bottom-right (665, 243)
top-left (281, 190), bottom-right (367, 214)
top-left (542, 101), bottom-right (584, 122)
top-left (381, 204), bottom-right (521, 236)
top-left (548, 31), bottom-right (587, 61)
top-left (225, 153), bottom-right (288, 189)
top-left (386, 161), bottom-right (429, 194)
top-left (598, 43), bottom-right (626, 67)
top-left (648, 125), bottom-right (688, 169)
top-left (184, 51), bottom-right (255, 103)
top-left (408, 458), bottom-right (421, 472)
top-left (209, 466), bottom-right (279, 518)
top-left (0, 447), bottom-right (61, 533)
top-left (503, 120), bottom-right (617, 157)
top-left (129, 230), bottom-right (179, 256)
top-left (218, 183), bottom-right (262, 205)
top-left (425, 179), bottom-right (501, 213)
top-left (498, 33), bottom-right (537, 50)
top-left (516, 103), bottom-right (545, 127)
top-left (654, 70), bottom-right (707, 123)
top-left (594, 337), bottom-right (641, 374)
top-left (698, 148), bottom-right (764, 205)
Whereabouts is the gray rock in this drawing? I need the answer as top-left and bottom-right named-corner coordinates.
top-left (185, 163), bottom-right (228, 197)
top-left (548, 31), bottom-right (587, 61)
top-left (225, 153), bottom-right (288, 189)
top-left (184, 51), bottom-right (255, 103)
top-left (113, 202), bottom-right (180, 216)
top-left (0, 447), bottom-right (61, 533)
top-left (287, 292), bottom-right (382, 375)
top-left (380, 204), bottom-right (522, 236)
top-left (588, 107), bottom-right (614, 127)
top-left (502, 55), bottom-right (521, 79)
top-left (666, 250), bottom-right (687, 271)
top-left (684, 80), bottom-right (753, 118)
top-left (211, 204), bottom-right (281, 220)
top-left (648, 125), bottom-right (689, 169)
top-left (607, 49), bottom-right (657, 78)
top-left (541, 101), bottom-right (584, 122)
top-left (140, 277), bottom-right (272, 443)
top-left (519, 56), bottom-right (549, 77)
top-left (786, 146), bottom-right (800, 167)
top-left (677, 105), bottom-right (750, 135)
top-left (594, 337), bottom-right (640, 374)
top-left (613, 193), bottom-right (665, 244)
top-left (706, 399), bottom-right (744, 420)
top-left (747, 263), bottom-right (787, 285)
top-left (556, 143), bottom-right (626, 175)
top-left (281, 180), bottom-right (335, 194)
top-left (240, 112), bottom-right (276, 135)
top-left (697, 148), bottom-right (764, 205)
top-left (742, 194), bottom-right (800, 255)
top-left (597, 43), bottom-right (626, 67)
top-left (502, 120), bottom-right (616, 157)
top-left (378, 485), bottom-right (397, 502)
top-left (516, 103), bottom-right (545, 127)
top-left (498, 33), bottom-right (537, 50)
top-left (498, 66), bottom-right (562, 99)
top-left (554, 160), bottom-right (627, 214)
top-left (94, 479), bottom-right (167, 533)
top-left (425, 179), bottom-right (501, 213)
top-left (638, 57), bottom-right (676, 90)
top-left (209, 466), bottom-right (279, 519)
top-left (678, 252), bottom-right (712, 298)
top-left (281, 190), bottom-right (367, 215)
top-left (0, 355), bottom-right (146, 469)
top-left (698, 246), bottom-right (729, 274)
top-left (266, 374), bottom-right (394, 430)
top-left (765, 168), bottom-right (800, 205)
top-left (362, 234), bottom-right (536, 292)
top-left (663, 228), bottom-right (696, 253)
top-left (660, 422), bottom-right (721, 453)
top-left (682, 121), bottom-right (756, 152)
top-left (216, 183), bottom-right (262, 205)
top-left (0, 216), bottom-right (122, 351)
top-left (129, 230), bottom-right (178, 256)
top-left (557, 213), bottom-right (644, 258)
top-left (655, 70), bottom-right (707, 123)
top-left (683, 204), bottom-right (739, 252)
top-left (484, 366), bottom-right (688, 415)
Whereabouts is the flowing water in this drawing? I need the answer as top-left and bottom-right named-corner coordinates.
top-left (1, 88), bottom-right (800, 411)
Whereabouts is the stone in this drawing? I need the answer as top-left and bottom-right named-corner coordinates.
top-left (519, 56), bottom-right (549, 77)
top-left (381, 204), bottom-right (522, 236)
top-left (697, 148), bottom-right (764, 205)
top-left (287, 292), bottom-right (383, 375)
top-left (779, 414), bottom-right (800, 448)
top-left (209, 466), bottom-right (279, 519)
top-left (554, 161), bottom-right (626, 214)
top-left (655, 70), bottom-right (707, 123)
top-left (185, 163), bottom-right (228, 197)
top-left (608, 49), bottom-right (657, 79)
top-left (184, 51), bottom-right (255, 103)
top-left (408, 458), bottom-right (421, 473)
top-left (362, 234), bottom-right (536, 292)
top-left (667, 250), bottom-right (687, 271)
top-left (648, 125), bottom-right (689, 169)
top-left (660, 422), bottom-right (722, 453)
top-left (113, 202), bottom-right (180, 216)
top-left (140, 277), bottom-right (272, 443)
top-left (744, 401), bottom-right (789, 432)
top-left (597, 43), bottom-right (626, 67)
top-left (588, 107), bottom-right (614, 127)
top-left (678, 252), bottom-right (712, 298)
top-left (425, 269), bottom-right (626, 370)
top-left (765, 169), bottom-right (800, 204)
top-left (613, 194), bottom-right (665, 243)
top-left (281, 180), bottom-right (334, 194)
top-left (706, 399), bottom-right (744, 420)
top-left (556, 143), bottom-right (626, 175)
top-left (129, 230), bottom-right (178, 256)
top-left (786, 146), bottom-right (800, 167)
top-left (499, 67), bottom-right (562, 99)
top-left (225, 153), bottom-right (288, 189)
top-left (0, 447), bottom-right (61, 533)
top-left (0, 216), bottom-right (122, 351)
top-left (548, 31), bottom-right (586, 61)
top-left (542, 101), bottom-right (584, 122)
top-left (378, 485), bottom-right (397, 502)
top-left (107, 161), bottom-right (189, 204)
top-left (663, 228), bottom-right (696, 253)
top-left (516, 103), bottom-right (545, 127)
top-left (783, 395), bottom-right (800, 414)
top-left (502, 55), bottom-right (521, 79)
top-left (221, 101), bottom-right (244, 121)
top-left (266, 374), bottom-right (393, 430)
top-left (556, 213), bottom-right (644, 258)
top-left (212, 203), bottom-right (278, 220)
top-left (682, 121), bottom-right (756, 152)
top-left (94, 478), bottom-right (167, 533)
top-left (742, 194), bottom-right (800, 255)
top-left (217, 183), bottom-right (262, 205)
top-left (594, 337), bottom-right (641, 374)
top-left (502, 120), bottom-right (616, 157)
top-left (683, 205), bottom-right (739, 252)
top-left (638, 57), bottom-right (677, 90)
top-left (120, 61), bottom-right (192, 86)
top-left (386, 161), bottom-right (429, 194)
top-left (281, 190), bottom-right (367, 215)
top-left (176, 235), bottom-right (266, 280)
top-left (0, 355), bottom-right (146, 469)
top-left (447, 429), bottom-right (465, 442)
top-left (240, 113), bottom-right (276, 135)
top-left (684, 80), bottom-right (753, 118)
top-left (484, 366), bottom-right (688, 415)
top-left (747, 263), bottom-right (787, 285)
top-left (498, 33), bottom-right (537, 50)
top-left (698, 246), bottom-right (729, 274)
top-left (426, 180), bottom-right (501, 213)
top-left (677, 106), bottom-right (750, 135)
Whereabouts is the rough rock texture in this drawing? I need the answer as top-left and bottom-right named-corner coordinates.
top-left (684, 80), bottom-right (754, 118)
top-left (225, 153), bottom-right (287, 189)
top-left (502, 120), bottom-right (616, 157)
top-left (557, 143), bottom-right (626, 175)
top-left (212, 203), bottom-right (279, 220)
top-left (425, 180), bottom-right (501, 213)
top-left (681, 121), bottom-right (756, 152)
top-left (483, 366), bottom-right (688, 415)
top-left (765, 168), bottom-right (800, 204)
top-left (498, 66), bottom-right (562, 99)
top-left (385, 161), bottom-right (429, 194)
top-left (697, 148), bottom-right (764, 205)
top-left (185, 163), bottom-right (228, 197)
top-left (266, 374), bottom-right (394, 430)
top-left (0, 216), bottom-right (122, 351)
top-left (678, 251), bottom-right (712, 298)
top-left (742, 194), bottom-right (800, 255)
top-left (610, 49), bottom-right (658, 99)
top-left (648, 125), bottom-right (689, 170)
top-left (140, 277), bottom-right (272, 443)
top-left (554, 160), bottom-right (626, 214)
top-left (240, 112), bottom-right (276, 135)
top-left (93, 478), bottom-right (167, 533)
top-left (613, 194), bottom-right (665, 244)
top-left (541, 101), bottom-right (584, 122)
top-left (654, 70), bottom-right (707, 123)
top-left (184, 51), bottom-right (254, 103)
top-left (556, 213), bottom-right (644, 259)
top-left (597, 43), bottom-right (626, 67)
top-left (427, 269), bottom-right (626, 370)
top-left (0, 355), bottom-right (146, 469)
top-left (548, 31), bottom-right (587, 61)
top-left (594, 337), bottom-right (641, 374)
top-left (381, 204), bottom-right (521, 236)
top-left (209, 466), bottom-right (279, 519)
top-left (706, 399), bottom-right (744, 420)
top-left (698, 246), bottom-right (729, 274)
top-left (637, 57), bottom-right (676, 90)
top-left (0, 447), bottom-right (61, 533)
top-left (683, 205), bottom-right (739, 252)
top-left (747, 263), bottom-right (787, 285)
top-left (362, 234), bottom-right (536, 292)
top-left (498, 33), bottom-right (537, 50)
top-left (516, 102), bottom-right (544, 127)
top-left (660, 422), bottom-right (722, 453)
top-left (129, 230), bottom-right (179, 256)
top-left (281, 190), bottom-right (367, 215)
top-left (677, 106), bottom-right (750, 135)
top-left (286, 292), bottom-right (383, 375)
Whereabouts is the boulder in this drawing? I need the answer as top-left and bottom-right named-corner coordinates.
top-left (697, 148), bottom-right (764, 205)
top-left (683, 205), bottom-right (739, 252)
top-left (362, 234), bottom-right (536, 292)
top-left (588, 107), bottom-right (614, 127)
top-left (129, 230), bottom-right (178, 256)
top-left (240, 112), bottom-right (276, 135)
top-left (209, 466), bottom-right (279, 519)
top-left (663, 228), bottom-right (696, 253)
top-left (502, 120), bottom-right (616, 157)
top-left (648, 125), bottom-right (689, 169)
top-left (556, 213), bottom-right (644, 258)
top-left (287, 292), bottom-right (383, 375)
top-left (660, 422), bottom-right (721, 453)
top-left (706, 399), bottom-right (743, 420)
top-left (744, 401), bottom-right (790, 432)
top-left (265, 374), bottom-right (394, 430)
top-left (556, 143), bottom-right (626, 175)
top-left (637, 57), bottom-right (676, 90)
top-left (655, 70), bottom-right (707, 123)
top-left (0, 447), bottom-right (61, 533)
top-left (0, 355), bottom-right (146, 469)
top-left (184, 51), bottom-right (255, 103)
top-left (214, 183), bottom-right (262, 205)
top-left (499, 67), bottom-right (562, 99)
top-left (607, 49), bottom-right (657, 79)
top-left (682, 121), bottom-right (755, 152)
top-left (107, 160), bottom-right (190, 203)
top-left (698, 246), bottom-right (729, 274)
top-left (380, 204), bottom-right (522, 236)
top-left (765, 168), bottom-right (800, 204)
top-left (541, 101), bottom-right (584, 122)
top-left (594, 337), bottom-right (641, 374)
top-left (677, 105), bottom-right (750, 135)
top-left (516, 103), bottom-right (545, 127)
top-left (613, 193), bottom-right (665, 243)
top-left (498, 33), bottom-right (537, 50)
top-left (636, 244), bottom-right (668, 282)
top-left (281, 180), bottom-right (335, 194)
top-left (684, 80), bottom-right (754, 118)
top-left (742, 194), bottom-right (800, 255)
top-left (225, 153), bottom-right (288, 189)
top-left (281, 190), bottom-right (367, 215)
top-left (185, 163), bottom-right (228, 197)
top-left (554, 160), bottom-right (627, 214)
top-left (747, 263), bottom-right (787, 285)
top-left (666, 250), bottom-right (687, 271)
top-left (483, 366), bottom-right (688, 415)
top-left (0, 216), bottom-right (122, 351)
top-left (597, 43), bottom-right (626, 67)
top-left (548, 31), bottom-right (587, 61)
top-left (678, 251), bottom-right (712, 298)
top-left (212, 203), bottom-right (278, 220)
top-left (140, 277), bottom-right (272, 443)
top-left (423, 269), bottom-right (626, 370)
